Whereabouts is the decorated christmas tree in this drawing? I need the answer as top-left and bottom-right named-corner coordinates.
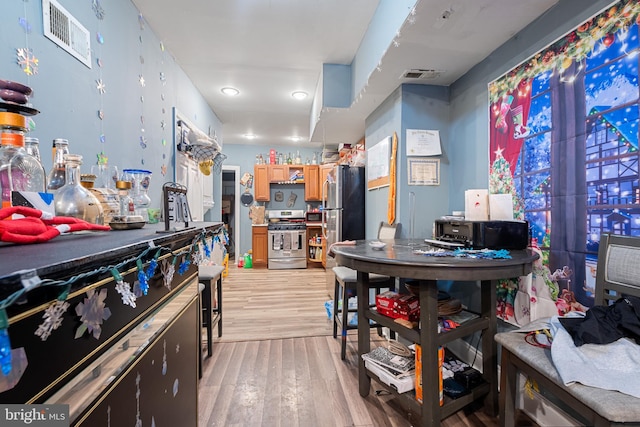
top-left (489, 151), bottom-right (525, 219)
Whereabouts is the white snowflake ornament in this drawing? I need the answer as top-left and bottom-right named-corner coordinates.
top-left (115, 280), bottom-right (137, 308)
top-left (161, 260), bottom-right (175, 290)
top-left (34, 299), bottom-right (70, 341)
top-left (75, 289), bottom-right (111, 340)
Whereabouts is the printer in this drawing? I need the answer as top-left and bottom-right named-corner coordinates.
top-left (434, 219), bottom-right (529, 250)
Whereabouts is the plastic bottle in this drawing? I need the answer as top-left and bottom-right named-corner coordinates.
top-left (47, 138), bottom-right (69, 191)
top-left (54, 154), bottom-right (104, 224)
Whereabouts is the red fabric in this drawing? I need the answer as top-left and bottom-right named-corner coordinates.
top-left (0, 206), bottom-right (110, 244)
top-left (489, 79), bottom-right (532, 176)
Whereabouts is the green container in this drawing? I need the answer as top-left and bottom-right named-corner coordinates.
top-left (243, 253), bottom-right (252, 268)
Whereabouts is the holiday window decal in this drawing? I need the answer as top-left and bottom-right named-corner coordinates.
top-left (488, 0), bottom-right (640, 325)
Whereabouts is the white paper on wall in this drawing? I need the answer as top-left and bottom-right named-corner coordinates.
top-left (489, 193), bottom-right (514, 220)
top-left (465, 189), bottom-right (489, 221)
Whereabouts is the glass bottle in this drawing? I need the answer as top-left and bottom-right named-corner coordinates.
top-left (24, 137), bottom-right (42, 163)
top-left (0, 130), bottom-right (46, 208)
top-left (295, 150), bottom-right (301, 165)
top-left (287, 152), bottom-right (292, 164)
top-left (54, 154), bottom-right (104, 224)
top-left (47, 138), bottom-right (70, 191)
top-left (116, 180), bottom-right (135, 216)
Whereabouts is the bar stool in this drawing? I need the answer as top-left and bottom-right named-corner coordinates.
top-left (332, 221), bottom-right (401, 360)
top-left (333, 266), bottom-right (394, 360)
top-left (198, 265), bottom-right (224, 374)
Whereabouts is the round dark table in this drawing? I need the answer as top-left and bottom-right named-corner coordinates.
top-left (332, 239), bottom-right (538, 427)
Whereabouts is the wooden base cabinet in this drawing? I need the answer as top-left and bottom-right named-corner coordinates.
top-left (252, 225), bottom-right (268, 268)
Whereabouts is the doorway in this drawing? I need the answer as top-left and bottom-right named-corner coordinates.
top-left (222, 165), bottom-right (240, 262)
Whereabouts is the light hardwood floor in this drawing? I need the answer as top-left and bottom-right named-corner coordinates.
top-left (199, 264), bottom-right (500, 427)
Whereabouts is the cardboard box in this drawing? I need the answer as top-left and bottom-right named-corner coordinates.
top-left (395, 294), bottom-right (420, 322)
top-left (375, 291), bottom-right (400, 318)
top-left (365, 360), bottom-right (415, 394)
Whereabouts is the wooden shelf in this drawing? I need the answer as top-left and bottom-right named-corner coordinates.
top-left (309, 242), bottom-right (323, 248)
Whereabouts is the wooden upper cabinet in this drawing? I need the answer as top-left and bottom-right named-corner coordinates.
top-left (254, 165), bottom-right (270, 201)
top-left (319, 163), bottom-right (335, 201)
top-left (269, 165), bottom-right (289, 183)
top-left (304, 165), bottom-right (320, 201)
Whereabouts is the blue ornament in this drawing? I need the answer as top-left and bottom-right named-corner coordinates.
top-left (0, 311), bottom-right (11, 376)
top-left (178, 259), bottom-right (190, 275)
top-left (147, 258), bottom-right (158, 278)
top-left (138, 270), bottom-right (149, 295)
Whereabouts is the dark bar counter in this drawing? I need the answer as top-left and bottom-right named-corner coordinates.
top-left (0, 222), bottom-right (223, 426)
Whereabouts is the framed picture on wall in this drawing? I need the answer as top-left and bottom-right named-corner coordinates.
top-left (408, 158), bottom-right (439, 185)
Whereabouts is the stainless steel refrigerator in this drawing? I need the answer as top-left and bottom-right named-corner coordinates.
top-left (322, 165), bottom-right (365, 296)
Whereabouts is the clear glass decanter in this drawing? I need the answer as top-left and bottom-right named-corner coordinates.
top-left (54, 154), bottom-right (104, 224)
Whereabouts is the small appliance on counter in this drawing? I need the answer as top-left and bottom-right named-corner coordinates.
top-left (433, 219), bottom-right (529, 250)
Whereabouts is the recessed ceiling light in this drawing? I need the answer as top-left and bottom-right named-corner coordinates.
top-left (290, 136), bottom-right (301, 142)
top-left (244, 134), bottom-right (256, 140)
top-left (291, 91), bottom-right (308, 100)
top-left (221, 87), bottom-right (239, 96)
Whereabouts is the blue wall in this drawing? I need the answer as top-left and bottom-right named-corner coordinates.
top-left (1, 0), bottom-right (222, 219)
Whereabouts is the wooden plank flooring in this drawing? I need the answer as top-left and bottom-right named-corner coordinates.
top-left (199, 265), bottom-right (499, 426)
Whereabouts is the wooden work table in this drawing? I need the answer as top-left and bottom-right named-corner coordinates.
top-left (332, 239), bottom-right (538, 427)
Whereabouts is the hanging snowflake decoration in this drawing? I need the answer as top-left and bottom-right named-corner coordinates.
top-left (96, 79), bottom-right (106, 94)
top-left (115, 280), bottom-right (137, 308)
top-left (139, 136), bottom-right (147, 149)
top-left (75, 289), bottom-right (112, 340)
top-left (18, 17), bottom-right (31, 33)
top-left (159, 72), bottom-right (166, 86)
top-left (160, 120), bottom-right (166, 130)
top-left (16, 48), bottom-right (38, 75)
top-left (138, 75), bottom-right (145, 87)
top-left (34, 299), bottom-right (70, 341)
top-left (161, 163), bottom-right (167, 176)
top-left (97, 152), bottom-right (108, 165)
top-left (161, 260), bottom-right (175, 290)
top-left (191, 248), bottom-right (204, 266)
top-left (96, 32), bottom-right (104, 44)
top-left (92, 0), bottom-right (105, 20)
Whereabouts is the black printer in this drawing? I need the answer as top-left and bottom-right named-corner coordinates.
top-left (434, 219), bottom-right (529, 250)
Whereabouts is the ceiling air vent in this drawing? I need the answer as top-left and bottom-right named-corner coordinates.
top-left (42, 0), bottom-right (91, 68)
top-left (401, 69), bottom-right (443, 80)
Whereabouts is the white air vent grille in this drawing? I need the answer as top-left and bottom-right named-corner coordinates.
top-left (42, 0), bottom-right (91, 68)
top-left (401, 69), bottom-right (444, 80)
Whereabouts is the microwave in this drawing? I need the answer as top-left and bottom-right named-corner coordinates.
top-left (305, 211), bottom-right (322, 222)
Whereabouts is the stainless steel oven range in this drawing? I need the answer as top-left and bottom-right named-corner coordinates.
top-left (267, 209), bottom-right (307, 269)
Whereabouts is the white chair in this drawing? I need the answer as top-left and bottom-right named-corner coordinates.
top-left (332, 222), bottom-right (401, 360)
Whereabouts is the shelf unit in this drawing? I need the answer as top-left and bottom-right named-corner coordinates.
top-left (358, 278), bottom-right (497, 427)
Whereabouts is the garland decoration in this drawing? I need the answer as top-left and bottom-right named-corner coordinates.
top-left (0, 226), bottom-right (228, 376)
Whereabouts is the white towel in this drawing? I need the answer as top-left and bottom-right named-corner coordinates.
top-left (550, 315), bottom-right (640, 398)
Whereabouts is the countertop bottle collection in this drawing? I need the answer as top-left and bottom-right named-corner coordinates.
top-left (0, 110), bottom-right (152, 228)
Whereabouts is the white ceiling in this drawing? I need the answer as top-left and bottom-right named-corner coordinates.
top-left (131, 0), bottom-right (558, 149)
